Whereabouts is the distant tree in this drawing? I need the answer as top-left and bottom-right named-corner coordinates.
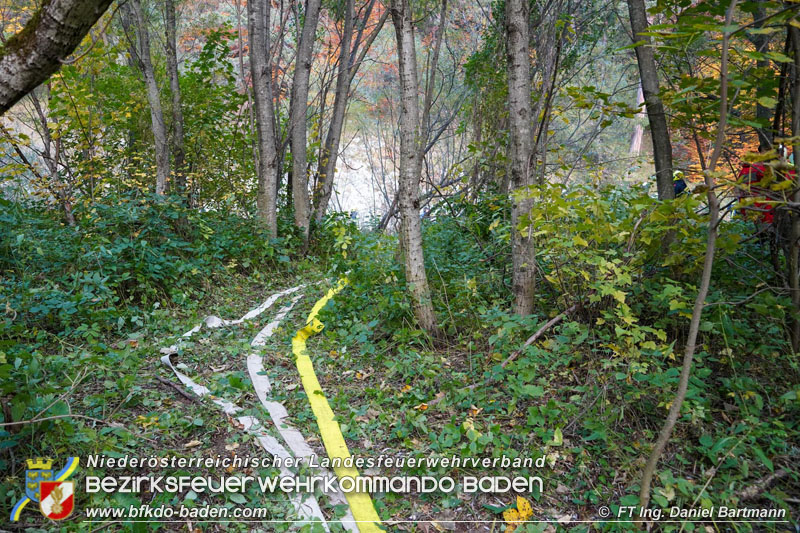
top-left (0, 0), bottom-right (114, 115)
top-left (312, 0), bottom-right (387, 223)
top-left (122, 0), bottom-right (171, 195)
top-left (627, 0), bottom-right (674, 200)
top-left (165, 0), bottom-right (187, 194)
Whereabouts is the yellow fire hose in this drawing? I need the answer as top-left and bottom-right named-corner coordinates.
top-left (292, 278), bottom-right (383, 532)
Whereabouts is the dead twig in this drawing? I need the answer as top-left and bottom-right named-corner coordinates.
top-left (736, 469), bottom-right (790, 501)
top-left (427, 301), bottom-right (580, 407)
top-left (156, 375), bottom-right (202, 404)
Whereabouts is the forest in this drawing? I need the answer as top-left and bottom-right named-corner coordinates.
top-left (0, 0), bottom-right (798, 530)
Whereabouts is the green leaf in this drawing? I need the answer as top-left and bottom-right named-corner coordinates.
top-left (520, 385), bottom-right (545, 398)
top-left (757, 96), bottom-right (778, 109)
top-left (551, 427), bottom-right (563, 446)
top-left (751, 446), bottom-right (773, 472)
top-left (229, 493), bottom-right (247, 504)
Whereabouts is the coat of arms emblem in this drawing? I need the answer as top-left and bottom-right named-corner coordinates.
top-left (25, 457), bottom-right (54, 502)
top-left (39, 481), bottom-right (75, 520)
top-left (10, 457), bottom-right (79, 522)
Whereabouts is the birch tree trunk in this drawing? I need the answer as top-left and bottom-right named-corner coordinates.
top-left (165, 0), bottom-right (187, 195)
top-left (627, 0), bottom-right (674, 200)
top-left (289, 0), bottom-right (322, 245)
top-left (629, 84), bottom-right (645, 155)
top-left (390, 0), bottom-right (439, 336)
top-left (128, 0), bottom-right (171, 195)
top-left (506, 0), bottom-right (536, 316)
top-left (0, 0), bottom-right (113, 115)
top-left (312, 0), bottom-right (354, 223)
top-left (248, 0), bottom-right (279, 238)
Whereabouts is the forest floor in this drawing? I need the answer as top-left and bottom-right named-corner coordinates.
top-left (91, 276), bottom-right (528, 532)
top-left (123, 277), bottom-right (598, 532)
top-left (10, 265), bottom-right (798, 532)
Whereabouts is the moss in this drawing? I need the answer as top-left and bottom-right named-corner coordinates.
top-left (0, 0), bottom-right (52, 61)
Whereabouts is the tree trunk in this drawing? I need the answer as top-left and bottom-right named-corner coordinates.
top-left (248, 0), bottom-right (279, 238)
top-left (312, 0), bottom-right (354, 223)
top-left (390, 0), bottom-right (439, 336)
top-left (28, 89), bottom-right (77, 227)
top-left (629, 83), bottom-right (645, 155)
top-left (627, 0), bottom-right (674, 200)
top-left (0, 0), bottom-right (114, 115)
top-left (289, 0), bottom-right (322, 245)
top-left (128, 0), bottom-right (170, 195)
top-left (789, 25), bottom-right (800, 352)
top-left (165, 0), bottom-right (187, 195)
top-left (506, 0), bottom-right (536, 316)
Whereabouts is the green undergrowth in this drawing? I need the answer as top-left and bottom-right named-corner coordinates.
top-left (0, 194), bottom-right (338, 530)
top-left (313, 184), bottom-right (800, 531)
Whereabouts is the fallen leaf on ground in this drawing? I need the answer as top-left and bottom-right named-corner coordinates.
top-left (503, 495), bottom-right (533, 532)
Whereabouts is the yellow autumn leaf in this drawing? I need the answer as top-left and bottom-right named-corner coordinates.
top-left (573, 234), bottom-right (588, 247)
top-left (516, 496), bottom-right (533, 519)
top-left (503, 496), bottom-right (534, 532)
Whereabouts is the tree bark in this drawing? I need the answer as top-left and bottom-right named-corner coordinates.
top-left (506, 0), bottom-right (536, 316)
top-left (627, 0), bottom-right (674, 200)
top-left (0, 0), bottom-right (114, 115)
top-left (629, 83), bottom-right (645, 155)
top-left (312, 0), bottom-right (354, 223)
top-left (289, 0), bottom-right (322, 246)
top-left (248, 0), bottom-right (279, 238)
top-left (390, 0), bottom-right (439, 336)
top-left (165, 0), bottom-right (187, 195)
top-left (127, 0), bottom-right (170, 195)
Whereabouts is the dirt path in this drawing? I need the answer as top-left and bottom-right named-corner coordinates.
top-left (158, 284), bottom-right (358, 531)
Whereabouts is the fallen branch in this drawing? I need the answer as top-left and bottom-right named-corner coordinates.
top-left (156, 375), bottom-right (202, 404)
top-left (0, 413), bottom-right (121, 428)
top-left (427, 301), bottom-right (579, 407)
top-left (736, 469), bottom-right (790, 501)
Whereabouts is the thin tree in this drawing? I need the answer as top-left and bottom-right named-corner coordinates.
top-left (506, 0), bottom-right (536, 315)
top-left (389, 0), bottom-right (442, 336)
top-left (0, 0), bottom-right (114, 115)
top-left (639, 0), bottom-right (737, 511)
top-left (312, 0), bottom-right (388, 222)
top-left (788, 23), bottom-right (800, 352)
top-left (124, 0), bottom-right (171, 195)
top-left (165, 0), bottom-right (187, 195)
top-left (627, 0), bottom-right (675, 200)
top-left (289, 0), bottom-right (322, 247)
top-left (248, 0), bottom-right (280, 237)
top-left (312, 0), bottom-right (354, 223)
